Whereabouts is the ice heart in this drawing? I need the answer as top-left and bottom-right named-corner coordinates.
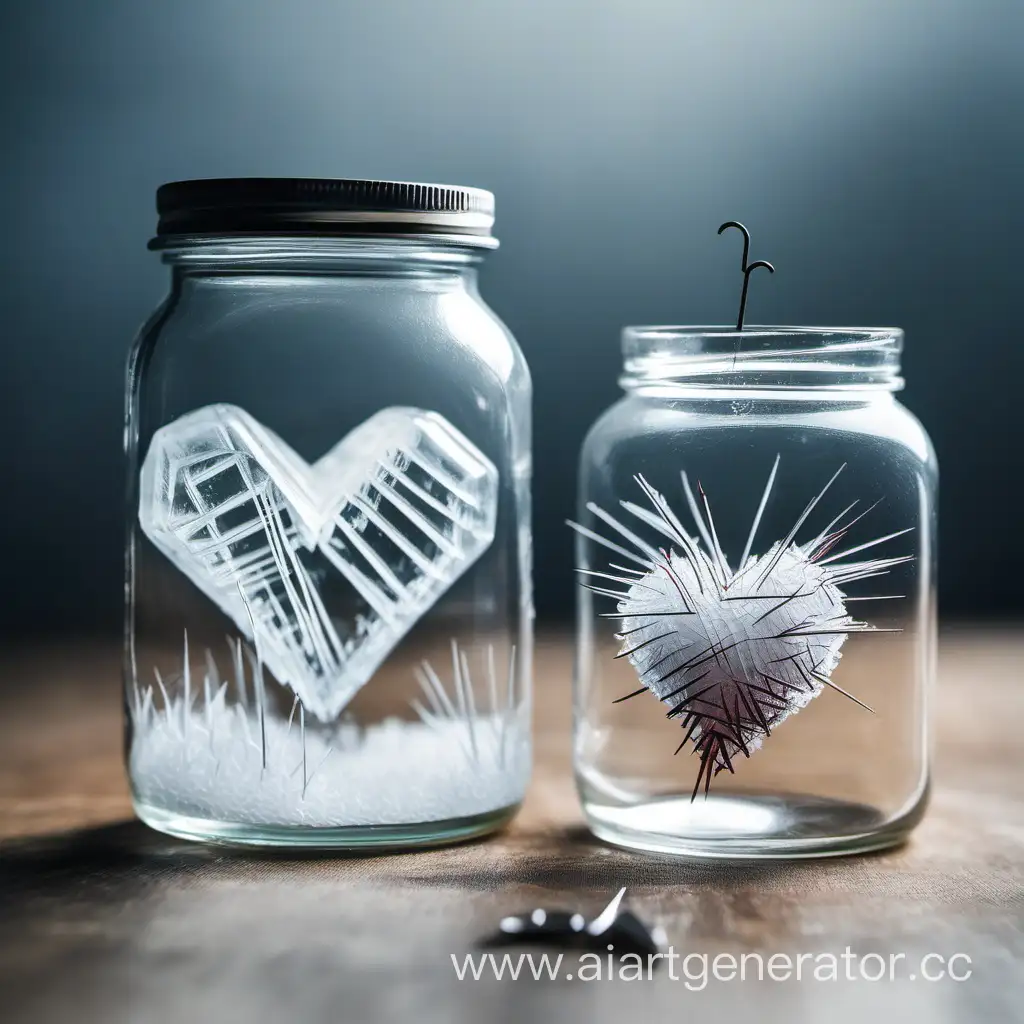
top-left (139, 404), bottom-right (498, 721)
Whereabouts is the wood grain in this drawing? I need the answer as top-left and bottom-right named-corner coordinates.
top-left (0, 630), bottom-right (1021, 1022)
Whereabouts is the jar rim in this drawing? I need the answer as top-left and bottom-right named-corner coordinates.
top-left (150, 233), bottom-right (498, 255)
top-left (621, 325), bottom-right (904, 393)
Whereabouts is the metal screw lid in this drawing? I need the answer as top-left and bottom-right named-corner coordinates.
top-left (152, 177), bottom-right (496, 246)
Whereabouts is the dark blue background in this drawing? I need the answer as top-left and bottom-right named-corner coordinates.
top-left (1, 0), bottom-right (1021, 634)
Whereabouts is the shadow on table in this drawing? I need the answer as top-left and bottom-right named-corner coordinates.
top-left (400, 822), bottom-right (902, 892)
top-left (0, 816), bottom-right (902, 904)
top-left (0, 820), bottom-right (210, 882)
top-left (0, 814), bottom-right (524, 884)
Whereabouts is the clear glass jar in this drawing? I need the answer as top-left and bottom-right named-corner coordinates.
top-left (124, 178), bottom-right (532, 848)
top-left (574, 327), bottom-right (936, 858)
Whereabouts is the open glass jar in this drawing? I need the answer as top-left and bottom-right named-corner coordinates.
top-left (574, 327), bottom-right (936, 858)
top-left (124, 178), bottom-right (532, 848)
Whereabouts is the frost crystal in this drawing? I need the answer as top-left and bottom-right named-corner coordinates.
top-left (128, 636), bottom-right (528, 827)
top-left (139, 404), bottom-right (498, 721)
top-left (572, 459), bottom-right (912, 798)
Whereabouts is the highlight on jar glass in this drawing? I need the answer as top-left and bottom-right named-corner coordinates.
top-left (572, 319), bottom-right (937, 859)
top-left (124, 178), bottom-right (533, 849)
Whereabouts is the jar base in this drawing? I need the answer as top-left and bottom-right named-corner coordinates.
top-left (582, 791), bottom-right (924, 860)
top-left (134, 800), bottom-right (520, 851)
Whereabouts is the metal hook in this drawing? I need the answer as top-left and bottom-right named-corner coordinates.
top-left (718, 222), bottom-right (775, 330)
top-left (718, 220), bottom-right (750, 273)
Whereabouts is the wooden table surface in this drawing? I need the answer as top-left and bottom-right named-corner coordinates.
top-left (1, 630), bottom-right (1022, 1023)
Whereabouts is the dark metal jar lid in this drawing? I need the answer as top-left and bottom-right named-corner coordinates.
top-left (152, 177), bottom-right (496, 246)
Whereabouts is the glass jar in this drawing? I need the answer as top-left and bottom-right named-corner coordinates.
top-left (573, 327), bottom-right (936, 858)
top-left (124, 178), bottom-right (532, 849)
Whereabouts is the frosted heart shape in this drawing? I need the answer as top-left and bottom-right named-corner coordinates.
top-left (139, 404), bottom-right (498, 721)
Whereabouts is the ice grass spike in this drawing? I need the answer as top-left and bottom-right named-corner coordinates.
top-left (129, 633), bottom-right (530, 827)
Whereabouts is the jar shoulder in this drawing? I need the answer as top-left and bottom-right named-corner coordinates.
top-left (880, 398), bottom-right (936, 474)
top-left (582, 395), bottom-right (936, 474)
top-left (458, 288), bottom-right (531, 392)
top-left (131, 277), bottom-right (528, 392)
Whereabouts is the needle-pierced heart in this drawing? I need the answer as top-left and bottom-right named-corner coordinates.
top-left (570, 459), bottom-right (911, 799)
top-left (139, 404), bottom-right (497, 721)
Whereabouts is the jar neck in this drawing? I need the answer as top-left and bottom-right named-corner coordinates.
top-left (620, 326), bottom-right (904, 401)
top-left (156, 235), bottom-right (487, 279)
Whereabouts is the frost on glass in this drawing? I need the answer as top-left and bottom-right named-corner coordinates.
top-left (139, 403), bottom-right (498, 721)
top-left (128, 634), bottom-right (528, 827)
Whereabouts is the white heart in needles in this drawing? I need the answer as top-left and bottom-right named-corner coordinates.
top-left (571, 457), bottom-right (912, 799)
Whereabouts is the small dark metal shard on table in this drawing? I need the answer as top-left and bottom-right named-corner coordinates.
top-left (487, 887), bottom-right (668, 957)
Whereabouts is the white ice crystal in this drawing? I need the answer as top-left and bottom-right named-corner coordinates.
top-left (129, 637), bottom-right (528, 827)
top-left (572, 459), bottom-right (912, 797)
top-left (139, 404), bottom-right (498, 722)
